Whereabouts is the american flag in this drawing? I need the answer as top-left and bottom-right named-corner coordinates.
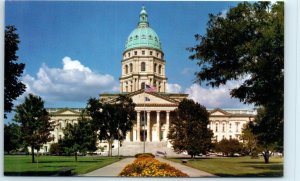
top-left (145, 84), bottom-right (157, 92)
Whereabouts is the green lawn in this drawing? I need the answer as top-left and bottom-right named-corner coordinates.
top-left (4, 155), bottom-right (121, 176)
top-left (168, 156), bottom-right (283, 177)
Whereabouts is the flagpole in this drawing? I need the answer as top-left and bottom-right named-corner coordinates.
top-left (143, 84), bottom-right (146, 153)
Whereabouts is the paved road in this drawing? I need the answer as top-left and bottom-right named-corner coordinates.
top-left (156, 157), bottom-right (217, 177)
top-left (82, 157), bottom-right (135, 176)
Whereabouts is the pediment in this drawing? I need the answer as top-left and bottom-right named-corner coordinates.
top-left (210, 108), bottom-right (230, 116)
top-left (131, 92), bottom-right (175, 104)
top-left (53, 108), bottom-right (80, 115)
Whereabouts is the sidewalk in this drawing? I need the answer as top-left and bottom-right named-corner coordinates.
top-left (82, 157), bottom-right (135, 176)
top-left (156, 157), bottom-right (217, 177)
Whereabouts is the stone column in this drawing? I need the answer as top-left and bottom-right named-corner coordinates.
top-left (147, 111), bottom-right (151, 142)
top-left (166, 111), bottom-right (170, 140)
top-left (156, 111), bottom-right (161, 141)
top-left (137, 111), bottom-right (141, 141)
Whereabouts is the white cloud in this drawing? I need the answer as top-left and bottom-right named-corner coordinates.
top-left (185, 80), bottom-right (253, 109)
top-left (166, 83), bottom-right (182, 93)
top-left (21, 56), bottom-right (119, 105)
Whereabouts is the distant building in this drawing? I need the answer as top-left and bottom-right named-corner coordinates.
top-left (38, 7), bottom-right (256, 155)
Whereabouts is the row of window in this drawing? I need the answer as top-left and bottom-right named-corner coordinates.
top-left (213, 122), bottom-right (241, 133)
top-left (124, 62), bottom-right (163, 74)
top-left (125, 50), bottom-right (162, 58)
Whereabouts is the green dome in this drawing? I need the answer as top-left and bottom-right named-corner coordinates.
top-left (125, 7), bottom-right (162, 51)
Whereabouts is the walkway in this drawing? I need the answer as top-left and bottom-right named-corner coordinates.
top-left (156, 157), bottom-right (217, 177)
top-left (82, 157), bottom-right (135, 176)
top-left (83, 157), bottom-right (216, 177)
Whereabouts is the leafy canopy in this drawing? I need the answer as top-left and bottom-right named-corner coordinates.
top-left (168, 99), bottom-right (213, 158)
top-left (188, 2), bottom-right (284, 150)
top-left (5, 26), bottom-right (26, 118)
top-left (14, 94), bottom-right (54, 163)
top-left (61, 115), bottom-right (97, 161)
top-left (86, 95), bottom-right (136, 156)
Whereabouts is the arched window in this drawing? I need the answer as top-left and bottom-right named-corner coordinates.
top-left (141, 62), bottom-right (146, 71)
top-left (130, 63), bottom-right (133, 72)
top-left (141, 82), bottom-right (145, 89)
top-left (125, 65), bottom-right (128, 74)
top-left (154, 63), bottom-right (157, 72)
top-left (215, 123), bottom-right (218, 132)
top-left (158, 65), bottom-right (162, 74)
top-left (222, 123), bottom-right (225, 132)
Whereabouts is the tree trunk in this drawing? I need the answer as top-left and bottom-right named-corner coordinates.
top-left (263, 151), bottom-right (270, 164)
top-left (31, 146), bottom-right (35, 163)
top-left (75, 152), bottom-right (78, 162)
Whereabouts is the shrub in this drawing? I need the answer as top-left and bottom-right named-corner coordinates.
top-left (119, 157), bottom-right (188, 177)
top-left (134, 153), bottom-right (155, 158)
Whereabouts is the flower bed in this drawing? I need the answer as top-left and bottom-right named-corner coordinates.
top-left (119, 157), bottom-right (188, 177)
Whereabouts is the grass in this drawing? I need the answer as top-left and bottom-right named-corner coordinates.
top-left (4, 155), bottom-right (121, 176)
top-left (167, 156), bottom-right (283, 177)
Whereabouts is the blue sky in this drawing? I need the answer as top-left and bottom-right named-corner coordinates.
top-left (5, 1), bottom-right (255, 122)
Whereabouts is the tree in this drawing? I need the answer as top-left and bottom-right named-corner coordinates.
top-left (61, 115), bottom-right (97, 161)
top-left (168, 99), bottom-right (213, 158)
top-left (14, 94), bottom-right (54, 163)
top-left (249, 107), bottom-right (281, 163)
top-left (87, 95), bottom-right (136, 156)
top-left (5, 25), bottom-right (26, 118)
top-left (49, 140), bottom-right (64, 156)
top-left (4, 123), bottom-right (22, 154)
top-left (187, 2), bottom-right (283, 162)
top-left (240, 124), bottom-right (258, 156)
top-left (215, 139), bottom-right (243, 157)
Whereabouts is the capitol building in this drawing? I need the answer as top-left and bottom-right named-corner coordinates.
top-left (42, 7), bottom-right (256, 155)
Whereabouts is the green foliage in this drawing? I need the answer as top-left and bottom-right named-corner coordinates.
top-left (168, 99), bottom-right (213, 158)
top-left (61, 116), bottom-right (97, 161)
top-left (241, 123), bottom-right (258, 156)
top-left (49, 141), bottom-right (64, 156)
top-left (4, 123), bottom-right (22, 154)
top-left (134, 153), bottom-right (155, 158)
top-left (215, 139), bottom-right (243, 157)
top-left (4, 26), bottom-right (26, 118)
top-left (188, 2), bottom-right (283, 149)
top-left (86, 95), bottom-right (136, 156)
top-left (14, 94), bottom-right (54, 163)
top-left (249, 107), bottom-right (282, 163)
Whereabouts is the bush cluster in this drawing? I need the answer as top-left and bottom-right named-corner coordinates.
top-left (119, 157), bottom-right (188, 177)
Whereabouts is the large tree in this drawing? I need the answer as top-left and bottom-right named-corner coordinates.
top-left (4, 123), bottom-right (22, 154)
top-left (168, 99), bottom-right (213, 158)
top-left (86, 95), bottom-right (136, 156)
top-left (61, 115), bottom-right (97, 161)
top-left (5, 26), bottom-right (26, 118)
top-left (14, 94), bottom-right (54, 163)
top-left (188, 2), bottom-right (283, 162)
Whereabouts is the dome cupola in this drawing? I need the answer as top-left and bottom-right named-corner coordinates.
top-left (124, 6), bottom-right (162, 51)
